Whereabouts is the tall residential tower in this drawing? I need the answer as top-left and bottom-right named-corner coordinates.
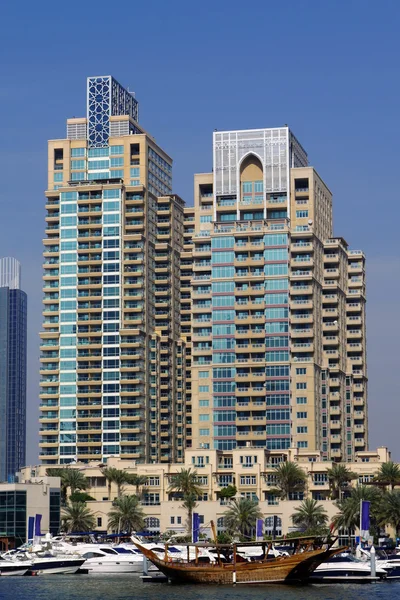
top-left (0, 258), bottom-right (27, 481)
top-left (186, 128), bottom-right (367, 461)
top-left (40, 77), bottom-right (185, 465)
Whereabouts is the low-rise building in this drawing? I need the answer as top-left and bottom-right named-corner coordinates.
top-left (23, 447), bottom-right (390, 538)
top-left (0, 475), bottom-right (61, 549)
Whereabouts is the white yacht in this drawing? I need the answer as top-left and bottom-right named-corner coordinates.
top-left (75, 544), bottom-right (153, 574)
top-left (309, 553), bottom-right (387, 583)
top-left (359, 547), bottom-right (400, 579)
top-left (0, 556), bottom-right (32, 576)
top-left (2, 548), bottom-right (85, 575)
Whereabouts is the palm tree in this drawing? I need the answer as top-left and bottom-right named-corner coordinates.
top-left (62, 502), bottom-right (96, 533)
top-left (46, 468), bottom-right (88, 504)
top-left (269, 462), bottom-right (307, 500)
top-left (331, 485), bottom-right (382, 543)
top-left (224, 497), bottom-right (263, 538)
top-left (62, 469), bottom-right (88, 496)
top-left (326, 464), bottom-right (358, 500)
top-left (102, 467), bottom-right (129, 499)
top-left (127, 474), bottom-right (148, 497)
top-left (377, 490), bottom-right (400, 536)
top-left (168, 468), bottom-right (203, 536)
top-left (108, 495), bottom-right (145, 533)
top-left (291, 498), bottom-right (328, 532)
top-left (374, 462), bottom-right (400, 491)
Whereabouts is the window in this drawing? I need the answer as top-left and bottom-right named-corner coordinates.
top-left (71, 159), bottom-right (85, 170)
top-left (296, 210), bottom-right (309, 218)
top-left (297, 426), bottom-right (308, 434)
top-left (296, 368), bottom-right (307, 375)
top-left (240, 476), bottom-right (257, 485)
top-left (264, 234), bottom-right (288, 246)
top-left (199, 371), bottom-right (209, 378)
top-left (130, 167), bottom-right (140, 177)
top-left (254, 181), bottom-right (263, 192)
top-left (199, 414), bottom-right (209, 421)
top-left (88, 147), bottom-right (109, 157)
top-left (297, 412), bottom-right (307, 419)
top-left (110, 145), bottom-right (124, 155)
top-left (110, 157), bottom-right (124, 167)
top-left (297, 441), bottom-right (308, 448)
top-left (242, 182), bottom-right (252, 193)
top-left (89, 160), bottom-right (109, 170)
top-left (71, 148), bottom-right (86, 157)
top-left (200, 215), bottom-right (212, 223)
top-left (199, 385), bottom-right (209, 393)
top-left (199, 429), bottom-right (209, 436)
top-left (296, 382), bottom-right (307, 390)
top-left (97, 517), bottom-right (102, 527)
top-left (296, 397), bottom-right (307, 404)
top-left (199, 399), bottom-right (209, 407)
top-left (170, 517), bottom-right (175, 525)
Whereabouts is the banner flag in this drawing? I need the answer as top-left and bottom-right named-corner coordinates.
top-left (192, 512), bottom-right (200, 543)
top-left (34, 514), bottom-right (42, 536)
top-left (28, 516), bottom-right (34, 540)
top-left (360, 501), bottom-right (370, 542)
top-left (256, 518), bottom-right (264, 541)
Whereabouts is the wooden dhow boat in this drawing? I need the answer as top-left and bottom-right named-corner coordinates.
top-left (134, 535), bottom-right (347, 585)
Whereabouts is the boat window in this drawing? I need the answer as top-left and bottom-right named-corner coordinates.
top-left (82, 552), bottom-right (105, 558)
top-left (114, 548), bottom-right (133, 554)
top-left (100, 547), bottom-right (118, 555)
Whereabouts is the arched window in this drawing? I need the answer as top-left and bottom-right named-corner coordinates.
top-left (144, 517), bottom-right (160, 532)
top-left (264, 516), bottom-right (282, 537)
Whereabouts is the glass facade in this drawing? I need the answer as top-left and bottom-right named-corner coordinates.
top-left (0, 285), bottom-right (27, 482)
top-left (0, 491), bottom-right (26, 546)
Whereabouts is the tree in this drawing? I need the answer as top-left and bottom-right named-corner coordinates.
top-left (108, 495), bottom-right (145, 533)
top-left (62, 469), bottom-right (88, 496)
top-left (101, 467), bottom-right (129, 499)
top-left (291, 498), bottom-right (329, 532)
top-left (168, 468), bottom-right (203, 537)
top-left (326, 464), bottom-right (358, 500)
top-left (69, 491), bottom-right (95, 503)
top-left (62, 502), bottom-right (96, 533)
top-left (126, 474), bottom-right (149, 497)
top-left (374, 462), bottom-right (400, 491)
top-left (223, 497), bottom-right (263, 539)
top-left (46, 468), bottom-right (88, 504)
top-left (331, 485), bottom-right (382, 543)
top-left (377, 491), bottom-right (400, 536)
top-left (269, 462), bottom-right (307, 500)
top-left (218, 485), bottom-right (237, 499)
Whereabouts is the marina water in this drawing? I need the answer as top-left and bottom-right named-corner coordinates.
top-left (1, 575), bottom-right (399, 600)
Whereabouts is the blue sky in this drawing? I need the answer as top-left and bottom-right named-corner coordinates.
top-left (0, 0), bottom-right (399, 462)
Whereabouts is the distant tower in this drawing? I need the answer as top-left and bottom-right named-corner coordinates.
top-left (0, 258), bottom-right (27, 481)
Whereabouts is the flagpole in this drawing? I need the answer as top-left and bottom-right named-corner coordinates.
top-left (359, 499), bottom-right (362, 547)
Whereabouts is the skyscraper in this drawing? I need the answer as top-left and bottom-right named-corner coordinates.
top-left (40, 77), bottom-right (185, 465)
top-left (0, 257), bottom-right (27, 481)
top-left (186, 128), bottom-right (367, 461)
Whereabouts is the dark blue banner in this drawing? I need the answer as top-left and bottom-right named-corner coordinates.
top-left (28, 516), bottom-right (34, 540)
top-left (35, 514), bottom-right (42, 536)
top-left (192, 512), bottom-right (200, 543)
top-left (361, 501), bottom-right (370, 531)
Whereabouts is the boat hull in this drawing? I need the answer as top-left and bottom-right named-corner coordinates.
top-left (0, 565), bottom-right (30, 576)
top-left (83, 561), bottom-right (151, 574)
top-left (135, 544), bottom-right (345, 585)
top-left (29, 558), bottom-right (85, 575)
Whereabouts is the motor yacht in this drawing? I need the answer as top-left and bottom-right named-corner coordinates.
top-left (0, 556), bottom-right (32, 576)
top-left (359, 547), bottom-right (400, 579)
top-left (309, 552), bottom-right (387, 583)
